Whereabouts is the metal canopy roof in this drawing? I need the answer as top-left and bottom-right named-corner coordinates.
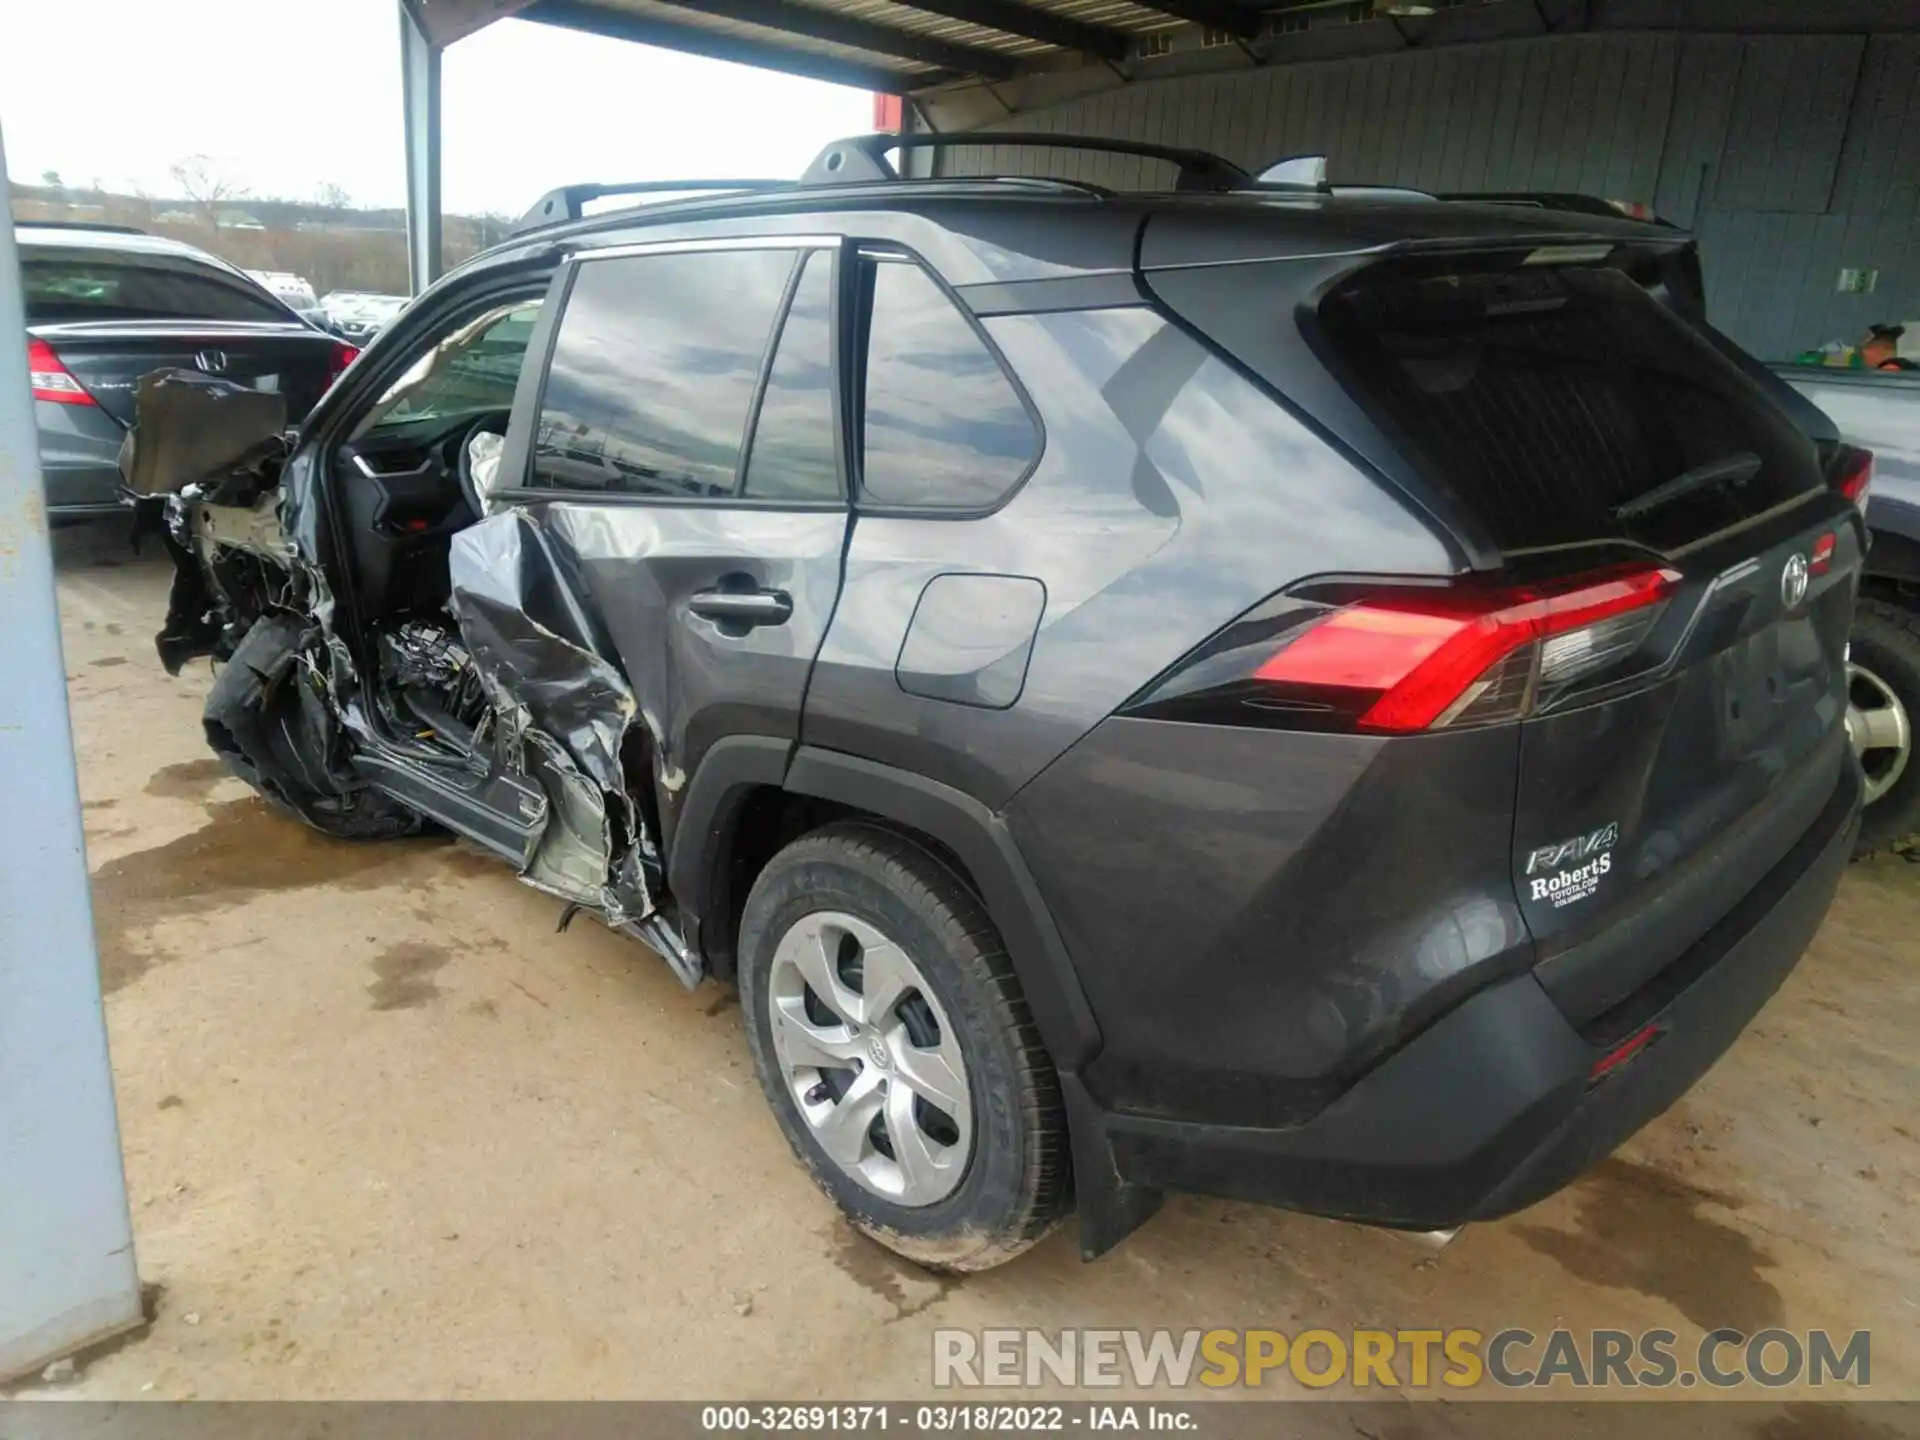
top-left (413, 0), bottom-right (1920, 100)
top-left (413, 0), bottom-right (1269, 95)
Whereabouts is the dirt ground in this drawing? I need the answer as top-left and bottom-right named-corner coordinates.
top-left (22, 523), bottom-right (1920, 1406)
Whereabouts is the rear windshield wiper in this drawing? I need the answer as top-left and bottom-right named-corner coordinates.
top-left (1612, 451), bottom-right (1761, 522)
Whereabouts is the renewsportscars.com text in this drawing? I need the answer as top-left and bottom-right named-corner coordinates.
top-left (933, 1327), bottom-right (1870, 1391)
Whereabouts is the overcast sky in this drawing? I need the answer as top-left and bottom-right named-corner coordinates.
top-left (0, 0), bottom-right (875, 215)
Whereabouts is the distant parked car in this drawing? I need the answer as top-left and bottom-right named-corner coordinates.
top-left (320, 291), bottom-right (409, 343)
top-left (244, 268), bottom-right (320, 312)
top-left (21, 223), bottom-right (356, 517)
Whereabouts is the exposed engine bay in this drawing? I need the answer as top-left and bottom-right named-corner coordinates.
top-left (377, 618), bottom-right (491, 747)
top-left (123, 366), bottom-right (695, 984)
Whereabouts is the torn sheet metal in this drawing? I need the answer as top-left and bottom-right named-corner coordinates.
top-left (117, 369), bottom-right (288, 498)
top-left (448, 507), bottom-right (662, 925)
top-left (123, 366), bottom-right (682, 972)
top-left (124, 371), bottom-right (412, 840)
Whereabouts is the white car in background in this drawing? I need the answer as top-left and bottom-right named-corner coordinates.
top-left (245, 268), bottom-right (320, 312)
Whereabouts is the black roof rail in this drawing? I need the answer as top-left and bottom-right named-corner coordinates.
top-left (801, 132), bottom-right (1252, 193)
top-left (511, 179), bottom-right (793, 235)
top-left (13, 218), bottom-right (147, 235)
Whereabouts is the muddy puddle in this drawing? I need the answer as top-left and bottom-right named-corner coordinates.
top-left (143, 757), bottom-right (231, 802)
top-left (368, 941), bottom-right (453, 1011)
top-left (1515, 1156), bottom-right (1782, 1331)
top-left (89, 795), bottom-right (450, 994)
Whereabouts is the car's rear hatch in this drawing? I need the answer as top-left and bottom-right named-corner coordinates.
top-left (30, 320), bottom-right (347, 429)
top-left (1142, 201), bottom-right (1859, 1029)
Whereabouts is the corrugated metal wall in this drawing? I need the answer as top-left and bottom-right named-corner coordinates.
top-left (950, 31), bottom-right (1920, 359)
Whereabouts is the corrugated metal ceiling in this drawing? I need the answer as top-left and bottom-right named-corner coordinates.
top-left (514, 0), bottom-right (1232, 92)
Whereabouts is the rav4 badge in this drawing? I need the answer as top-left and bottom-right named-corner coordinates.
top-left (1525, 821), bottom-right (1620, 908)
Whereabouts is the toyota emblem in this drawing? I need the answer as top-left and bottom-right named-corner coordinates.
top-left (194, 349), bottom-right (228, 375)
top-left (1781, 553), bottom-right (1810, 609)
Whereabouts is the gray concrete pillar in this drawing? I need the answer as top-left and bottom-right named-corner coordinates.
top-left (0, 122), bottom-right (143, 1384)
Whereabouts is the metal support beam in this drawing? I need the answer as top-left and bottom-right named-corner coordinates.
top-left (651, 0), bottom-right (1018, 78)
top-left (0, 121), bottom-right (143, 1386)
top-left (400, 0), bottom-right (444, 295)
top-left (890, 0), bottom-right (1130, 62)
top-left (522, 0), bottom-right (936, 94)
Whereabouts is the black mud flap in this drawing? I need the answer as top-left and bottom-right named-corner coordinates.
top-left (207, 614), bottom-right (424, 841)
top-left (447, 509), bottom-right (692, 984)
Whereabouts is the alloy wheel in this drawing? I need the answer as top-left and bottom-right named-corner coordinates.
top-left (1848, 660), bottom-right (1912, 806)
top-left (765, 911), bottom-right (973, 1206)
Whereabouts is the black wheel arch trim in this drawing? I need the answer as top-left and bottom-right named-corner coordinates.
top-left (666, 733), bottom-right (792, 980)
top-left (667, 735), bottom-right (1112, 1071)
top-left (778, 746), bottom-right (1102, 1073)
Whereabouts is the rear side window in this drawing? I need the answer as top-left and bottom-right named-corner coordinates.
top-left (533, 248), bottom-right (794, 498)
top-left (22, 247), bottom-right (291, 324)
top-left (1321, 263), bottom-right (1821, 554)
top-left (742, 251), bottom-right (839, 502)
top-left (858, 257), bottom-right (1038, 510)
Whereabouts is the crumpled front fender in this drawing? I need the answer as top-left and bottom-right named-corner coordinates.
top-left (449, 508), bottom-right (662, 928)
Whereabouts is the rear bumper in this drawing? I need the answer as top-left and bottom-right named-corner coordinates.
top-left (43, 463), bottom-right (132, 516)
top-left (1096, 761), bottom-right (1860, 1230)
top-left (37, 398), bottom-right (132, 516)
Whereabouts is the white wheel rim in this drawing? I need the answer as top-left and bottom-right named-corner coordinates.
top-left (1848, 661), bottom-right (1912, 806)
top-left (766, 911), bottom-right (973, 1207)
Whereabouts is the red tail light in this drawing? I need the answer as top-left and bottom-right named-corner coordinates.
top-left (1258, 566), bottom-right (1680, 732)
top-left (1830, 445), bottom-right (1872, 514)
top-left (27, 337), bottom-right (96, 406)
top-left (1128, 564), bottom-right (1681, 734)
top-left (325, 341), bottom-right (360, 386)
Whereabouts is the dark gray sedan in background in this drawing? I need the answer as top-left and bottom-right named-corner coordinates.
top-left (20, 223), bottom-right (356, 517)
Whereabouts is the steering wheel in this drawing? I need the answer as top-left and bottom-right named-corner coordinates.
top-left (455, 416), bottom-right (509, 516)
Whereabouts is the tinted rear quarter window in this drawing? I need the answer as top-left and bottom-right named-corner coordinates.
top-left (1321, 263), bottom-right (1820, 554)
top-left (742, 250), bottom-right (839, 502)
top-left (23, 247), bottom-right (292, 324)
top-left (859, 258), bottom-right (1038, 509)
top-left (534, 248), bottom-right (794, 498)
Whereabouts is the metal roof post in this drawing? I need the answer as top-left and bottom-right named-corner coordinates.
top-left (0, 120), bottom-right (144, 1385)
top-left (400, 0), bottom-right (444, 295)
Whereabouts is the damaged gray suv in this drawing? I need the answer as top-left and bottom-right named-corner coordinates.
top-left (131, 135), bottom-right (1865, 1271)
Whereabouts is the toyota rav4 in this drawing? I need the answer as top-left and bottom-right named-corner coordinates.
top-left (124, 134), bottom-right (1864, 1271)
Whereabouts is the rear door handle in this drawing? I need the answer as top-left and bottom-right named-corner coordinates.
top-left (688, 587), bottom-right (793, 628)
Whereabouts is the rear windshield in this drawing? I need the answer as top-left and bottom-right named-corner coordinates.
top-left (22, 247), bottom-right (291, 325)
top-left (1320, 262), bottom-right (1821, 554)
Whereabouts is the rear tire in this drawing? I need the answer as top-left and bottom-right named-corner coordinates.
top-left (1849, 596), bottom-right (1920, 857)
top-left (737, 822), bottom-right (1072, 1271)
